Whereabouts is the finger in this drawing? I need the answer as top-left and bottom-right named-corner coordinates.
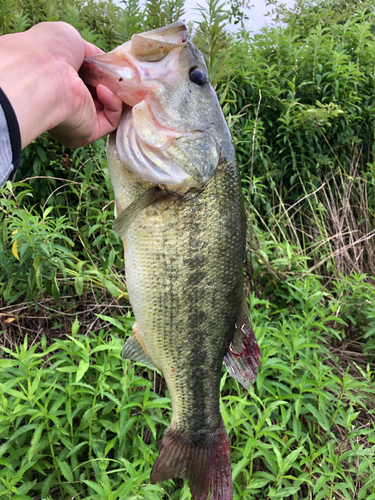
top-left (94, 97), bottom-right (103, 112)
top-left (97, 84), bottom-right (123, 114)
top-left (83, 39), bottom-right (105, 58)
top-left (92, 84), bottom-right (123, 139)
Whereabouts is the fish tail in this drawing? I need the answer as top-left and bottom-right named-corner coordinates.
top-left (150, 419), bottom-right (232, 500)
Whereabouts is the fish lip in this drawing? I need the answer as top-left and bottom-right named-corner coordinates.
top-left (80, 51), bottom-right (144, 106)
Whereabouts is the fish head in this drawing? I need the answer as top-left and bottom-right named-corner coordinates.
top-left (80, 21), bottom-right (231, 188)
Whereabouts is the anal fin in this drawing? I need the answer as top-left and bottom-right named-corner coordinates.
top-left (122, 325), bottom-right (156, 369)
top-left (224, 294), bottom-right (262, 390)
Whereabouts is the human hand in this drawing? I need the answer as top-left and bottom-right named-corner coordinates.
top-left (0, 22), bottom-right (123, 149)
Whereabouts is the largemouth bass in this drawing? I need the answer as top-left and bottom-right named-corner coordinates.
top-left (81, 21), bottom-right (261, 500)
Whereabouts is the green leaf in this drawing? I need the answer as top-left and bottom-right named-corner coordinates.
top-left (17, 480), bottom-right (37, 495)
top-left (28, 422), bottom-right (45, 461)
top-left (72, 316), bottom-right (81, 336)
top-left (0, 359), bottom-right (16, 368)
top-left (42, 206), bottom-right (54, 219)
top-left (66, 441), bottom-right (88, 459)
top-left (41, 473), bottom-right (54, 498)
top-left (90, 344), bottom-right (116, 354)
top-left (76, 359), bottom-right (90, 382)
top-left (75, 275), bottom-right (84, 297)
top-left (143, 413), bottom-right (157, 440)
top-left (295, 396), bottom-right (302, 418)
top-left (56, 366), bottom-right (77, 373)
top-left (50, 392), bottom-right (67, 413)
top-left (107, 248), bottom-right (116, 268)
top-left (33, 255), bottom-right (43, 290)
top-left (95, 313), bottom-right (129, 332)
top-left (104, 437), bottom-right (117, 457)
top-left (268, 486), bottom-right (301, 498)
top-left (52, 273), bottom-right (60, 302)
top-left (66, 399), bottom-right (72, 426)
top-left (278, 446), bottom-right (304, 476)
top-left (105, 279), bottom-right (121, 298)
top-left (232, 457), bottom-right (248, 481)
top-left (248, 477), bottom-right (274, 489)
top-left (315, 488), bottom-right (331, 500)
top-left (56, 458), bottom-right (73, 482)
top-left (314, 473), bottom-right (330, 493)
top-left (305, 404), bottom-right (330, 431)
top-left (0, 458), bottom-right (14, 469)
top-left (82, 479), bottom-right (105, 497)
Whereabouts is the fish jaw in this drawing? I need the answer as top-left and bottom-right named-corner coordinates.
top-left (80, 47), bottom-right (186, 107)
top-left (131, 20), bottom-right (188, 61)
top-left (115, 105), bottom-right (205, 187)
top-left (79, 43), bottom-right (146, 107)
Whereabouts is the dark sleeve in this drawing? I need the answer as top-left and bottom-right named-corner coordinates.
top-left (0, 87), bottom-right (21, 187)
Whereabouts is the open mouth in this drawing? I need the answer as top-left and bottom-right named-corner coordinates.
top-left (80, 21), bottom-right (189, 109)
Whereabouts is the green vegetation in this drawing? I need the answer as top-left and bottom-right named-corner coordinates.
top-left (1, 0), bottom-right (375, 498)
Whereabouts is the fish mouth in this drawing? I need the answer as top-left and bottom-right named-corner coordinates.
top-left (79, 51), bottom-right (145, 108)
top-left (81, 59), bottom-right (204, 186)
top-left (80, 21), bottom-right (188, 108)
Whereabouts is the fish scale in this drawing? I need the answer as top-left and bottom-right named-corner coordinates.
top-left (122, 158), bottom-right (245, 438)
top-left (81, 20), bottom-right (262, 500)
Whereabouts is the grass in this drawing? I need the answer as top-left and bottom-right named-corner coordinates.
top-left (1, 263), bottom-right (375, 499)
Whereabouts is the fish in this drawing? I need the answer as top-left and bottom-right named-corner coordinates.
top-left (80, 21), bottom-right (261, 500)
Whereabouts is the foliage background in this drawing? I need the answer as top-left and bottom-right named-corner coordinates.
top-left (0, 1), bottom-right (375, 499)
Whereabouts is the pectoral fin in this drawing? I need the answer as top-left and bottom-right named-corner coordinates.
top-left (224, 294), bottom-right (262, 390)
top-left (122, 330), bottom-right (156, 369)
top-left (112, 187), bottom-right (160, 239)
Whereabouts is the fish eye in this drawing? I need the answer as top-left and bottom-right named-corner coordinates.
top-left (189, 67), bottom-right (208, 87)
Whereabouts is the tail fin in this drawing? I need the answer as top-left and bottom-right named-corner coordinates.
top-left (150, 420), bottom-right (232, 500)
